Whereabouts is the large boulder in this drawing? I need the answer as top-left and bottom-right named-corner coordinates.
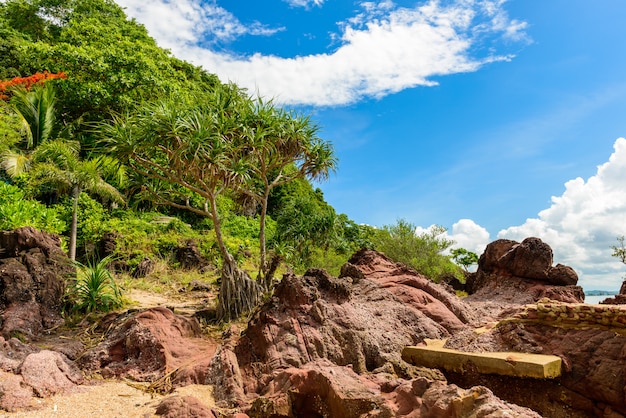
top-left (467, 237), bottom-right (583, 305)
top-left (78, 307), bottom-right (218, 382)
top-left (445, 302), bottom-right (626, 417)
top-left (198, 249), bottom-right (540, 416)
top-left (0, 338), bottom-right (83, 412)
top-left (235, 250), bottom-right (474, 389)
top-left (0, 227), bottom-right (73, 340)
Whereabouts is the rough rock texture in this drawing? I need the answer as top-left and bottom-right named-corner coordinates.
top-left (78, 307), bottom-right (217, 381)
top-left (197, 249), bottom-right (538, 416)
top-left (0, 342), bottom-right (83, 412)
top-left (176, 240), bottom-right (212, 272)
top-left (19, 350), bottom-right (84, 397)
top-left (445, 300), bottom-right (626, 417)
top-left (155, 396), bottom-right (217, 418)
top-left (0, 227), bottom-right (73, 340)
top-left (466, 237), bottom-right (584, 307)
top-left (602, 279), bottom-right (626, 304)
top-left (236, 251), bottom-right (473, 386)
top-left (248, 360), bottom-right (540, 418)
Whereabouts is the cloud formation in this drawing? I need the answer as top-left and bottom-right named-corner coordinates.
top-left (426, 139), bottom-right (626, 290)
top-left (114, 0), bottom-right (527, 106)
top-left (116, 0), bottom-right (281, 48)
top-left (496, 138), bottom-right (626, 290)
top-left (283, 0), bottom-right (325, 8)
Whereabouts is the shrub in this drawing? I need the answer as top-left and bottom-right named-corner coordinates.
top-left (67, 256), bottom-right (123, 313)
top-left (372, 219), bottom-right (463, 282)
top-left (0, 183), bottom-right (66, 234)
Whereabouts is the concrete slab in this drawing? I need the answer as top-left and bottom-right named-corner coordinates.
top-left (402, 344), bottom-right (562, 379)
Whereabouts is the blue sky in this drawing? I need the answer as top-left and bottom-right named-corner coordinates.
top-left (115, 0), bottom-right (626, 291)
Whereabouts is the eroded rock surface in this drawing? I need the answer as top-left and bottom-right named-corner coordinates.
top-left (466, 237), bottom-right (584, 309)
top-left (0, 337), bottom-right (83, 412)
top-left (0, 227), bottom-right (73, 340)
top-left (78, 307), bottom-right (217, 382)
top-left (213, 249), bottom-right (539, 416)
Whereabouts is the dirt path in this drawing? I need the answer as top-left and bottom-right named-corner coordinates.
top-left (3, 382), bottom-right (216, 418)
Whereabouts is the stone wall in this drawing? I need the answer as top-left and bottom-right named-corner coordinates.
top-left (510, 298), bottom-right (626, 330)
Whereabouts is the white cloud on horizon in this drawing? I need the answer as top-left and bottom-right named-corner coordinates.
top-left (419, 138), bottom-right (626, 291)
top-left (496, 138), bottom-right (626, 291)
top-left (114, 0), bottom-right (527, 106)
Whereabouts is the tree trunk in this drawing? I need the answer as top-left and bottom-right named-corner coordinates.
top-left (207, 194), bottom-right (263, 321)
top-left (258, 189), bottom-right (271, 289)
top-left (69, 185), bottom-right (80, 261)
top-left (217, 253), bottom-right (263, 321)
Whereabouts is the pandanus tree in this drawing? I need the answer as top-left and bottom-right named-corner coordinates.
top-left (238, 98), bottom-right (337, 287)
top-left (98, 84), bottom-right (263, 320)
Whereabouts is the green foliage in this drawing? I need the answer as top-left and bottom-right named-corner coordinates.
top-left (612, 236), bottom-right (626, 264)
top-left (0, 100), bottom-right (23, 151)
top-left (0, 0), bottom-right (220, 136)
top-left (97, 210), bottom-right (217, 267)
top-left (272, 190), bottom-right (338, 270)
top-left (372, 219), bottom-right (462, 282)
top-left (56, 192), bottom-right (107, 255)
top-left (0, 182), bottom-right (66, 233)
top-left (67, 256), bottom-right (122, 313)
top-left (451, 248), bottom-right (479, 272)
top-left (612, 236), bottom-right (626, 280)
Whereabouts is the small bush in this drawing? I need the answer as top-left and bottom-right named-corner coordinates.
top-left (67, 256), bottom-right (123, 313)
top-left (0, 183), bottom-right (66, 234)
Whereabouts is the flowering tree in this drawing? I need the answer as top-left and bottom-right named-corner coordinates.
top-left (0, 71), bottom-right (67, 100)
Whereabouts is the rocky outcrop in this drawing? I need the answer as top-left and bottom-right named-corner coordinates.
top-left (0, 227), bottom-right (73, 340)
top-left (176, 240), bottom-right (212, 272)
top-left (466, 237), bottom-right (584, 305)
top-left (235, 251), bottom-right (474, 386)
top-left (78, 307), bottom-right (217, 382)
top-left (445, 299), bottom-right (626, 417)
top-left (601, 279), bottom-right (626, 304)
top-left (212, 249), bottom-right (540, 416)
top-left (155, 396), bottom-right (217, 418)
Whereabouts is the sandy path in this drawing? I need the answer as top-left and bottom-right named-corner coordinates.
top-left (2, 382), bottom-right (216, 418)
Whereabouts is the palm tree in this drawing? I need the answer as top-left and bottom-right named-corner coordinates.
top-left (1, 83), bottom-right (56, 177)
top-left (238, 98), bottom-right (337, 287)
top-left (10, 82), bottom-right (56, 149)
top-left (29, 139), bottom-right (125, 260)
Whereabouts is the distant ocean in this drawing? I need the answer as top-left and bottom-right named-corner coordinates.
top-left (584, 294), bottom-right (616, 304)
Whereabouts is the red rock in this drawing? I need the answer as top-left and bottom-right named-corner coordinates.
top-left (0, 371), bottom-right (34, 412)
top-left (154, 395), bottom-right (217, 418)
top-left (78, 307), bottom-right (217, 382)
top-left (19, 350), bottom-right (83, 397)
top-left (0, 227), bottom-right (72, 340)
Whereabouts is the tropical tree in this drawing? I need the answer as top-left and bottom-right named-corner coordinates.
top-left (1, 81), bottom-right (62, 177)
top-left (28, 139), bottom-right (124, 260)
top-left (238, 98), bottom-right (337, 286)
top-left (8, 82), bottom-right (57, 148)
top-left (98, 85), bottom-right (263, 321)
top-left (451, 248), bottom-right (479, 272)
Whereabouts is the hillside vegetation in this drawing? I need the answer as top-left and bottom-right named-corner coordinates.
top-left (0, 0), bottom-right (465, 320)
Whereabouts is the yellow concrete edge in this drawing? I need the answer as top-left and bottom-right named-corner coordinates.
top-left (402, 345), bottom-right (562, 379)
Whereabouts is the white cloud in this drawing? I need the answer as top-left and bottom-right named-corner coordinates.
top-left (114, 0), bottom-right (527, 106)
top-left (115, 0), bottom-right (281, 49)
top-left (283, 0), bottom-right (324, 8)
top-left (448, 219), bottom-right (491, 256)
top-left (496, 138), bottom-right (626, 291)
